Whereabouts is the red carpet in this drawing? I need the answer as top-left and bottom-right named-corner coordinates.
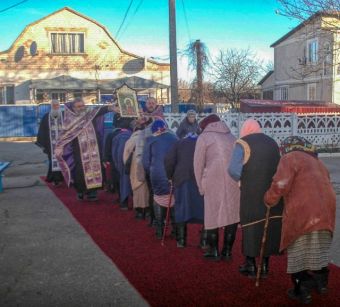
top-left (46, 181), bottom-right (340, 307)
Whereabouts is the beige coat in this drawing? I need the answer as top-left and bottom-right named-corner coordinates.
top-left (194, 121), bottom-right (240, 230)
top-left (123, 130), bottom-right (149, 208)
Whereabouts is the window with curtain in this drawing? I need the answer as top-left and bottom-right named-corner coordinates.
top-left (307, 39), bottom-right (318, 64)
top-left (51, 33), bottom-right (85, 54)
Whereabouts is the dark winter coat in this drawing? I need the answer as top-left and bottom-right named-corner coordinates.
top-left (112, 130), bottom-right (132, 202)
top-left (176, 118), bottom-right (200, 139)
top-left (142, 131), bottom-right (178, 195)
top-left (164, 136), bottom-right (198, 188)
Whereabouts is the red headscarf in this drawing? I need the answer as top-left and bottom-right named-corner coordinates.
top-left (199, 114), bottom-right (220, 131)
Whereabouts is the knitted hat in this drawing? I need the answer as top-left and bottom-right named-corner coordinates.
top-left (187, 109), bottom-right (197, 116)
top-left (151, 119), bottom-right (167, 134)
top-left (199, 114), bottom-right (220, 131)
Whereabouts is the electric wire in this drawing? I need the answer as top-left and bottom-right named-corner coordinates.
top-left (115, 0), bottom-right (135, 40)
top-left (0, 0), bottom-right (29, 14)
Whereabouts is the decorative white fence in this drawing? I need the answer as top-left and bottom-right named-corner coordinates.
top-left (164, 112), bottom-right (340, 150)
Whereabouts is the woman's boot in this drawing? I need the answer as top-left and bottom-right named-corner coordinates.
top-left (204, 229), bottom-right (220, 261)
top-left (239, 256), bottom-right (257, 278)
top-left (260, 257), bottom-right (269, 278)
top-left (221, 223), bottom-right (238, 261)
top-left (154, 202), bottom-right (165, 239)
top-left (200, 227), bottom-right (209, 249)
top-left (313, 267), bottom-right (329, 294)
top-left (287, 272), bottom-right (312, 304)
top-left (176, 223), bottom-right (187, 248)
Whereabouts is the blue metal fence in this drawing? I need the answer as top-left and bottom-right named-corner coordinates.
top-left (0, 103), bottom-right (210, 138)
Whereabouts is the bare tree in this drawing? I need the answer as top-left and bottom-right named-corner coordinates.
top-left (212, 49), bottom-right (263, 109)
top-left (276, 1), bottom-right (340, 80)
top-left (184, 40), bottom-right (209, 111)
top-left (277, 0), bottom-right (340, 27)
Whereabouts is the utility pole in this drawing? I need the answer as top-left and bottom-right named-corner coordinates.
top-left (195, 39), bottom-right (204, 112)
top-left (169, 0), bottom-right (178, 112)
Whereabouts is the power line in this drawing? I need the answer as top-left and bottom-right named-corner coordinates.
top-left (0, 0), bottom-right (29, 13)
top-left (118, 0), bottom-right (145, 39)
top-left (115, 0), bottom-right (135, 40)
top-left (181, 0), bottom-right (191, 41)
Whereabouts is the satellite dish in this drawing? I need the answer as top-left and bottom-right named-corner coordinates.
top-left (14, 46), bottom-right (25, 63)
top-left (30, 41), bottom-right (37, 56)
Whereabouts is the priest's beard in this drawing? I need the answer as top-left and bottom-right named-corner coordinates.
top-left (75, 108), bottom-right (87, 117)
top-left (50, 109), bottom-right (61, 118)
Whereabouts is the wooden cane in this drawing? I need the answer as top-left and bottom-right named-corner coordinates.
top-left (256, 206), bottom-right (271, 287)
top-left (161, 183), bottom-right (173, 246)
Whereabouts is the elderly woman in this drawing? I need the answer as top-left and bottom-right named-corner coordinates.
top-left (264, 136), bottom-right (336, 304)
top-left (165, 132), bottom-right (204, 248)
top-left (123, 122), bottom-right (149, 219)
top-left (142, 119), bottom-right (178, 239)
top-left (176, 110), bottom-right (200, 139)
top-left (228, 118), bottom-right (283, 278)
top-left (194, 114), bottom-right (240, 261)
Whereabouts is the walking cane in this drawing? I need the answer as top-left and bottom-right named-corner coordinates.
top-left (256, 206), bottom-right (271, 287)
top-left (161, 182), bottom-right (174, 246)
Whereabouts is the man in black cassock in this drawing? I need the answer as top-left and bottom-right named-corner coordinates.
top-left (36, 100), bottom-right (64, 186)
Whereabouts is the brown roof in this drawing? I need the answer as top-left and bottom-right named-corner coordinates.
top-left (270, 11), bottom-right (340, 48)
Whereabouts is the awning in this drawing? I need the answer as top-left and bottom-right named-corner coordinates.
top-left (30, 75), bottom-right (169, 91)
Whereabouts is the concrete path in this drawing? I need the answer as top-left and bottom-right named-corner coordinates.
top-left (0, 142), bottom-right (339, 306)
top-left (0, 142), bottom-right (148, 307)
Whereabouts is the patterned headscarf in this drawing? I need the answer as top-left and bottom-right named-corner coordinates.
top-left (280, 136), bottom-right (317, 157)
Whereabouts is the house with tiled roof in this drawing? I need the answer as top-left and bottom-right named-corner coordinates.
top-left (0, 7), bottom-right (170, 104)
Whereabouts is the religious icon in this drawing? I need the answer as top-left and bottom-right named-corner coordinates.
top-left (116, 84), bottom-right (139, 118)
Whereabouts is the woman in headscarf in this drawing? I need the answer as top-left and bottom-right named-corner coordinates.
top-left (142, 119), bottom-right (178, 239)
top-left (264, 136), bottom-right (336, 304)
top-left (123, 121), bottom-right (149, 219)
top-left (228, 118), bottom-right (283, 278)
top-left (194, 114), bottom-right (240, 261)
top-left (165, 132), bottom-right (204, 248)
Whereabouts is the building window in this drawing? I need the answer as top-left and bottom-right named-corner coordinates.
top-left (51, 92), bottom-right (66, 102)
top-left (307, 83), bottom-right (317, 101)
top-left (51, 33), bottom-right (85, 54)
top-left (307, 39), bottom-right (318, 64)
top-left (323, 42), bottom-right (332, 76)
top-left (279, 87), bottom-right (288, 100)
top-left (0, 85), bottom-right (15, 104)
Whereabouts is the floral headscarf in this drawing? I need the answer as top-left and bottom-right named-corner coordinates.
top-left (280, 136), bottom-right (317, 157)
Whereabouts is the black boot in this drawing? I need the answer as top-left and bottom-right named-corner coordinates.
top-left (120, 198), bottom-right (128, 210)
top-left (288, 272), bottom-right (312, 304)
top-left (176, 223), bottom-right (187, 248)
top-left (221, 223), bottom-right (238, 261)
top-left (200, 227), bottom-right (209, 249)
top-left (313, 267), bottom-right (329, 294)
top-left (135, 208), bottom-right (144, 219)
top-left (239, 256), bottom-right (257, 278)
top-left (260, 257), bottom-right (269, 278)
top-left (154, 203), bottom-right (166, 239)
top-left (204, 229), bottom-right (220, 261)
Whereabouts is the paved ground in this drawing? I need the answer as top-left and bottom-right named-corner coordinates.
top-left (0, 141), bottom-right (339, 306)
top-left (0, 142), bottom-right (148, 307)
